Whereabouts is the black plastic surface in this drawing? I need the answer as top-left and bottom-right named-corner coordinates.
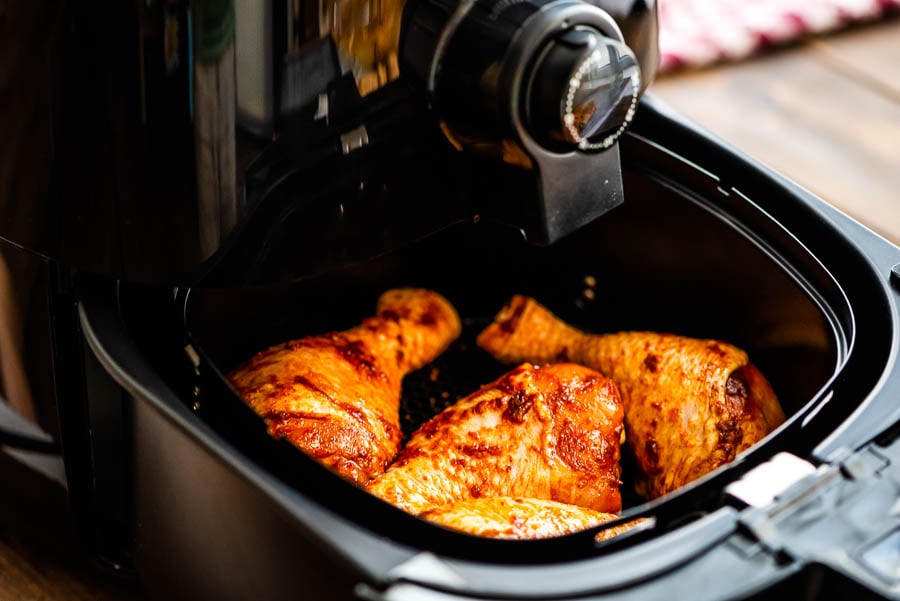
top-left (69, 98), bottom-right (900, 600)
top-left (634, 97), bottom-right (900, 458)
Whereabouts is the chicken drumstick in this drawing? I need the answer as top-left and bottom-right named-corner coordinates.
top-left (477, 295), bottom-right (785, 499)
top-left (229, 288), bottom-right (461, 485)
top-left (366, 363), bottom-right (625, 514)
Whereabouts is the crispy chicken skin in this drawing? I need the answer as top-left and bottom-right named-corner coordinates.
top-left (477, 295), bottom-right (785, 499)
top-left (365, 363), bottom-right (624, 515)
top-left (228, 288), bottom-right (461, 485)
top-left (420, 497), bottom-right (634, 540)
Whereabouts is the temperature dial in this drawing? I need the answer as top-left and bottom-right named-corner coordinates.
top-left (527, 27), bottom-right (641, 151)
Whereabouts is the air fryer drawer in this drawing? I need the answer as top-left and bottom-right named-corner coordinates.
top-left (74, 100), bottom-right (900, 600)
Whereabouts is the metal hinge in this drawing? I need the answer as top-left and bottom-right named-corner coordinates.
top-left (340, 125), bottom-right (370, 155)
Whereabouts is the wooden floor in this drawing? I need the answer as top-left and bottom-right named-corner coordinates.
top-left (0, 453), bottom-right (143, 600)
top-left (1, 16), bottom-right (899, 601)
top-left (652, 16), bottom-right (900, 245)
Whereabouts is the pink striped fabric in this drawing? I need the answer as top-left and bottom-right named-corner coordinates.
top-left (658, 0), bottom-right (900, 71)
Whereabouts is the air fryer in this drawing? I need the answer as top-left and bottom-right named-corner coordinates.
top-left (69, 101), bottom-right (900, 600)
top-left (2, 1), bottom-right (900, 600)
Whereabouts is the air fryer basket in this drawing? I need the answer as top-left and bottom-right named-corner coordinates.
top-left (67, 100), bottom-right (900, 600)
top-left (180, 141), bottom-right (849, 552)
top-left (70, 101), bottom-right (900, 601)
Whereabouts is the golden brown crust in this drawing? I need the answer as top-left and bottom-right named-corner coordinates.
top-left (420, 497), bottom-right (636, 540)
top-left (477, 296), bottom-right (786, 499)
top-left (365, 363), bottom-right (624, 515)
top-left (229, 288), bottom-right (461, 485)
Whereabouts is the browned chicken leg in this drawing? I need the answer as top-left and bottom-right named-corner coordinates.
top-left (477, 296), bottom-right (785, 499)
top-left (420, 497), bottom-right (637, 540)
top-left (229, 289), bottom-right (461, 485)
top-left (365, 363), bottom-right (625, 514)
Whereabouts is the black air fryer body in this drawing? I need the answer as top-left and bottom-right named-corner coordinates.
top-left (2, 1), bottom-right (900, 600)
top-left (62, 100), bottom-right (900, 601)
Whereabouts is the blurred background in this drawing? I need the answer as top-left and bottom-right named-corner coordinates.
top-left (653, 0), bottom-right (900, 245)
top-left (0, 0), bottom-right (898, 599)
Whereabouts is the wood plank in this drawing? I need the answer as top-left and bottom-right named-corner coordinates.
top-left (652, 27), bottom-right (900, 245)
top-left (0, 453), bottom-right (143, 601)
top-left (810, 16), bottom-right (900, 100)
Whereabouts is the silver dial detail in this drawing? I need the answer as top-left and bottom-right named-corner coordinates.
top-left (561, 38), bottom-right (641, 150)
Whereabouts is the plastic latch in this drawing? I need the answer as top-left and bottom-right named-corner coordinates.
top-left (891, 264), bottom-right (900, 290)
top-left (725, 452), bottom-right (817, 508)
top-left (733, 443), bottom-right (900, 598)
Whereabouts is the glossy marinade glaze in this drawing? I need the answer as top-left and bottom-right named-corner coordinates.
top-left (366, 363), bottom-right (625, 514)
top-left (228, 288), bottom-right (461, 484)
top-left (419, 497), bottom-right (637, 540)
top-left (477, 295), bottom-right (785, 499)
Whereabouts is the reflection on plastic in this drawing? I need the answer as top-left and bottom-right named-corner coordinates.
top-left (323, 0), bottom-right (403, 94)
top-left (860, 529), bottom-right (900, 583)
top-left (0, 399), bottom-right (65, 486)
top-left (194, 0), bottom-right (239, 257)
top-left (0, 253), bottom-right (36, 423)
